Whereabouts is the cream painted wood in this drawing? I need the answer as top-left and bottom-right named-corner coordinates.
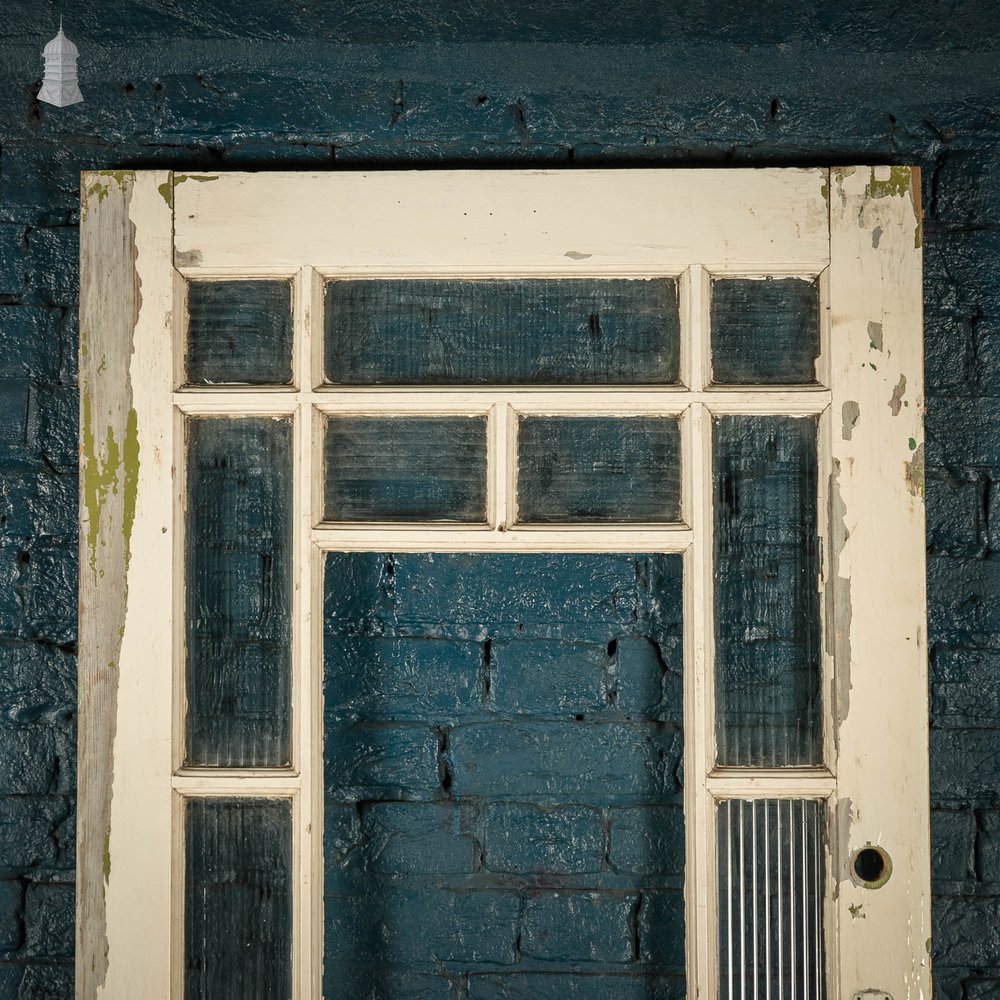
top-left (828, 167), bottom-right (930, 1000)
top-left (172, 169), bottom-right (830, 271)
top-left (80, 167), bottom-right (928, 1000)
top-left (79, 171), bottom-right (175, 998)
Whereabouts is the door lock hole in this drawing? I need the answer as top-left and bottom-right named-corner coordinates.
top-left (851, 845), bottom-right (891, 888)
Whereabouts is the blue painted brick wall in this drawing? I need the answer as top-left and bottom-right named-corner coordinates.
top-left (1, 2), bottom-right (1000, 995)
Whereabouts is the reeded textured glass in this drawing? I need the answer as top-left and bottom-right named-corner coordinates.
top-left (185, 279), bottom-right (294, 385)
top-left (185, 417), bottom-right (292, 767)
top-left (517, 416), bottom-right (682, 523)
top-left (718, 799), bottom-right (825, 1000)
top-left (714, 416), bottom-right (821, 766)
top-left (324, 277), bottom-right (680, 385)
top-left (711, 277), bottom-right (820, 385)
top-left (324, 416), bottom-right (487, 522)
top-left (185, 797), bottom-right (292, 1000)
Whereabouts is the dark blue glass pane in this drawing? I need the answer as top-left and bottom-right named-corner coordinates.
top-left (718, 799), bottom-right (825, 1000)
top-left (185, 797), bottom-right (292, 1000)
top-left (323, 553), bottom-right (685, 994)
top-left (517, 416), bottom-right (682, 523)
top-left (186, 417), bottom-right (292, 767)
top-left (324, 277), bottom-right (680, 385)
top-left (711, 277), bottom-right (820, 385)
top-left (324, 416), bottom-right (487, 522)
top-left (186, 279), bottom-right (293, 386)
top-left (713, 415), bottom-right (821, 766)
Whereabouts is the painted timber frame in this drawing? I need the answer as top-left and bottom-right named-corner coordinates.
top-left (78, 168), bottom-right (929, 1000)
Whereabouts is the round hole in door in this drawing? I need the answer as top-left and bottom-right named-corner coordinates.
top-left (851, 845), bottom-right (892, 889)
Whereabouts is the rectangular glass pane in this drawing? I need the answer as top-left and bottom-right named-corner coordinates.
top-left (324, 277), bottom-right (680, 385)
top-left (323, 553), bottom-right (685, 997)
top-left (324, 415), bottom-right (487, 522)
top-left (185, 797), bottom-right (292, 1000)
top-left (185, 417), bottom-right (292, 767)
top-left (185, 279), bottom-right (293, 386)
top-left (711, 277), bottom-right (820, 385)
top-left (517, 416), bottom-right (682, 523)
top-left (714, 415), bottom-right (821, 766)
top-left (718, 799), bottom-right (825, 1000)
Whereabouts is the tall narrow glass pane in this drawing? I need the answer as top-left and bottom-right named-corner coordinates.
top-left (718, 799), bottom-right (825, 1000)
top-left (711, 277), bottom-right (820, 385)
top-left (324, 277), bottom-right (680, 385)
top-left (714, 415), bottom-right (821, 766)
top-left (324, 415), bottom-right (487, 522)
top-left (517, 416), bottom-right (682, 523)
top-left (323, 553), bottom-right (686, 998)
top-left (186, 417), bottom-right (292, 767)
top-left (185, 797), bottom-right (293, 1000)
top-left (185, 279), bottom-right (294, 386)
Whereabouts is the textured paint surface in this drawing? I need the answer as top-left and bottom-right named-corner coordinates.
top-left (185, 417), bottom-right (292, 766)
top-left (185, 279), bottom-right (293, 386)
top-left (717, 799), bottom-right (825, 1000)
top-left (324, 553), bottom-right (685, 996)
top-left (324, 278), bottom-right (680, 385)
top-left (324, 415), bottom-right (488, 522)
top-left (0, 2), bottom-right (997, 993)
top-left (516, 416), bottom-right (682, 523)
top-left (711, 278), bottom-right (820, 385)
top-left (184, 797), bottom-right (292, 1000)
top-left (713, 416), bottom-right (821, 766)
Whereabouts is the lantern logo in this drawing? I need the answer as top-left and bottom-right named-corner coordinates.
top-left (38, 19), bottom-right (83, 108)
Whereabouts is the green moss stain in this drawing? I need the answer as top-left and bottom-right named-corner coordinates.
top-left (866, 166), bottom-right (911, 199)
top-left (820, 178), bottom-right (829, 203)
top-left (174, 174), bottom-right (220, 187)
top-left (81, 390), bottom-right (141, 577)
top-left (909, 437), bottom-right (917, 451)
top-left (157, 181), bottom-right (173, 207)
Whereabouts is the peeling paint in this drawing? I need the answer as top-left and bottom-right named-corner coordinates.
top-left (889, 374), bottom-right (907, 416)
top-left (174, 173), bottom-right (220, 186)
top-left (157, 181), bottom-right (173, 207)
top-left (871, 226), bottom-right (882, 249)
top-left (103, 828), bottom-right (111, 884)
top-left (842, 401), bottom-right (860, 441)
top-left (868, 321), bottom-right (884, 352)
top-left (827, 461), bottom-right (852, 747)
top-left (175, 248), bottom-right (204, 267)
top-left (564, 250), bottom-right (592, 260)
top-left (849, 902), bottom-right (866, 919)
top-left (866, 166), bottom-right (911, 200)
top-left (905, 443), bottom-right (925, 497)
top-left (833, 795), bottom-right (855, 898)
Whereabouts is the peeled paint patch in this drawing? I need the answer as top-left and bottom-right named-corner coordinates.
top-left (827, 462), bottom-right (852, 748)
top-left (889, 374), bottom-right (907, 416)
top-left (868, 320), bottom-right (884, 352)
top-left (842, 401), bottom-right (860, 441)
top-left (906, 443), bottom-right (925, 497)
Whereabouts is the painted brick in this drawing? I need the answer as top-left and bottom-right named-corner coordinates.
top-left (17, 544), bottom-right (77, 646)
top-left (928, 556), bottom-right (1000, 647)
top-left (521, 891), bottom-right (636, 963)
top-left (931, 728), bottom-right (1000, 808)
top-left (931, 649), bottom-right (1000, 727)
top-left (0, 643), bottom-right (76, 725)
top-left (976, 809), bottom-right (1000, 884)
top-left (0, 797), bottom-right (72, 877)
top-left (358, 802), bottom-right (478, 875)
top-left (0, 880), bottom-right (22, 952)
top-left (966, 981), bottom-right (1000, 1000)
top-left (26, 385), bottom-right (77, 474)
top-left (925, 470), bottom-right (985, 558)
top-left (613, 637), bottom-right (683, 723)
top-left (923, 311), bottom-right (972, 396)
top-left (608, 806), bottom-right (685, 879)
top-left (927, 397), bottom-right (1000, 469)
top-left (482, 803), bottom-right (604, 875)
top-left (932, 149), bottom-right (1000, 228)
top-left (637, 892), bottom-right (686, 969)
top-left (324, 637), bottom-right (483, 720)
top-left (0, 469), bottom-right (77, 544)
top-left (22, 883), bottom-right (74, 960)
top-left (468, 973), bottom-right (686, 1000)
top-left (924, 231), bottom-right (1000, 321)
top-left (929, 809), bottom-right (975, 887)
top-left (0, 382), bottom-right (30, 465)
top-left (448, 722), bottom-right (683, 804)
top-left (325, 889), bottom-right (519, 965)
top-left (21, 228), bottom-right (79, 308)
top-left (324, 723), bottom-right (441, 802)
top-left (322, 963), bottom-right (455, 1000)
top-left (6, 962), bottom-right (74, 999)
top-left (0, 307), bottom-right (63, 382)
top-left (933, 896), bottom-right (1000, 968)
top-left (487, 639), bottom-right (609, 716)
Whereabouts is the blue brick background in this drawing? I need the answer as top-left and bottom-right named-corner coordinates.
top-left (0, 1), bottom-right (998, 995)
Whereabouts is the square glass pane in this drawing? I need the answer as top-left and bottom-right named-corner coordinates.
top-left (718, 799), bottom-right (825, 1000)
top-left (185, 797), bottom-right (292, 1000)
top-left (714, 415), bottom-right (821, 766)
top-left (711, 277), bottom-right (820, 385)
top-left (185, 417), bottom-right (292, 767)
top-left (324, 277), bottom-right (680, 385)
top-left (323, 553), bottom-right (685, 997)
top-left (517, 416), bottom-right (682, 523)
top-left (185, 279), bottom-right (293, 385)
top-left (324, 415), bottom-right (487, 522)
